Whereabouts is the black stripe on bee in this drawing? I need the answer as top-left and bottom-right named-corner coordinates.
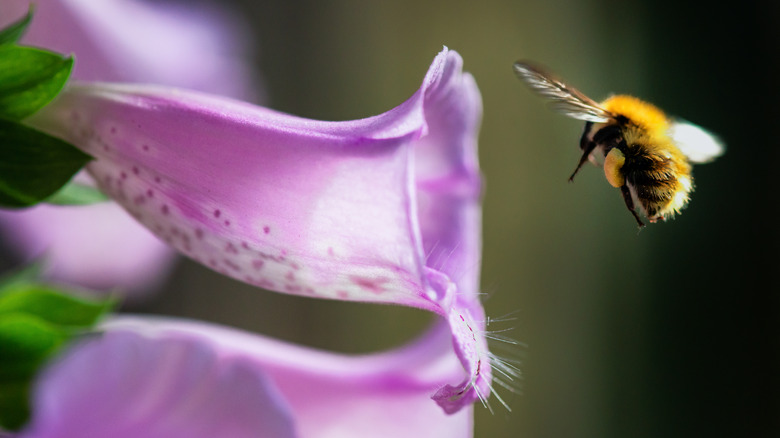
top-left (621, 146), bottom-right (680, 202)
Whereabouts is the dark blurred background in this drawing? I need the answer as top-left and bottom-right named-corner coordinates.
top-left (4, 0), bottom-right (780, 436)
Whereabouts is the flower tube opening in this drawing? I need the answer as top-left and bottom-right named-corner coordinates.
top-left (29, 47), bottom-right (496, 414)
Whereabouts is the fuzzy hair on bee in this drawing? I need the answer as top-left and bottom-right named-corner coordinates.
top-left (513, 60), bottom-right (724, 228)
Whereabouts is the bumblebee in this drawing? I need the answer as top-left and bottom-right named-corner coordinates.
top-left (513, 61), bottom-right (724, 227)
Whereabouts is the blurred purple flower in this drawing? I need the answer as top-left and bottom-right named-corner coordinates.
top-left (19, 316), bottom-right (473, 438)
top-left (0, 202), bottom-right (175, 296)
top-left (0, 0), bottom-right (258, 100)
top-left (0, 0), bottom-right (259, 295)
top-left (29, 47), bottom-right (503, 414)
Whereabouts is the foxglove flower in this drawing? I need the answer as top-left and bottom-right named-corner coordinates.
top-left (29, 47), bottom-right (501, 413)
top-left (19, 316), bottom-right (473, 437)
top-left (0, 0), bottom-right (258, 294)
top-left (0, 0), bottom-right (257, 100)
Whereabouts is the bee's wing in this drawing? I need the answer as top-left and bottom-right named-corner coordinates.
top-left (513, 61), bottom-right (615, 123)
top-left (668, 120), bottom-right (725, 163)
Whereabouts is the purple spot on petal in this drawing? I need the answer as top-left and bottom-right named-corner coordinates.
top-left (263, 226), bottom-right (270, 234)
top-left (223, 259), bottom-right (241, 272)
top-left (327, 247), bottom-right (335, 256)
top-left (142, 144), bottom-right (150, 152)
top-left (161, 205), bottom-right (170, 215)
top-left (195, 229), bottom-right (204, 240)
top-left (285, 271), bottom-right (296, 282)
top-left (337, 290), bottom-right (349, 299)
top-left (241, 242), bottom-right (250, 250)
top-left (224, 220), bottom-right (231, 226)
top-left (225, 243), bottom-right (238, 254)
top-left (252, 260), bottom-right (264, 270)
top-left (285, 284), bottom-right (301, 293)
top-left (154, 176), bottom-right (162, 183)
top-left (132, 166), bottom-right (140, 175)
top-left (110, 127), bottom-right (117, 134)
top-left (147, 189), bottom-right (154, 198)
top-left (214, 209), bottom-right (222, 218)
top-left (120, 172), bottom-right (127, 180)
top-left (350, 276), bottom-right (389, 294)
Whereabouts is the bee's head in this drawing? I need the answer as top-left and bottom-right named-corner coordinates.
top-left (579, 118), bottom-right (624, 152)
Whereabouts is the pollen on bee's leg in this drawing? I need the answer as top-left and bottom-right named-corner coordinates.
top-left (604, 148), bottom-right (626, 188)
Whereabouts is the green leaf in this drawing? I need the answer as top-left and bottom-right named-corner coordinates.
top-left (46, 181), bottom-right (109, 206)
top-left (0, 313), bottom-right (67, 431)
top-left (0, 284), bottom-right (115, 328)
top-left (0, 314), bottom-right (65, 365)
top-left (0, 45), bottom-right (73, 120)
top-left (0, 6), bottom-right (33, 46)
top-left (0, 379), bottom-right (31, 432)
top-left (0, 119), bottom-right (92, 208)
top-left (0, 283), bottom-right (114, 431)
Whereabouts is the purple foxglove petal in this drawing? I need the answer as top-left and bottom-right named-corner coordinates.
top-left (20, 321), bottom-right (298, 438)
top-left (0, 0), bottom-right (260, 294)
top-left (20, 316), bottom-right (472, 438)
top-left (30, 48), bottom-right (493, 412)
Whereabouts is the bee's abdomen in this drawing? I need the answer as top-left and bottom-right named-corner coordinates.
top-left (622, 146), bottom-right (692, 219)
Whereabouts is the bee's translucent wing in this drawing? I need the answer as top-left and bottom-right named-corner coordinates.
top-left (668, 120), bottom-right (725, 163)
top-left (513, 61), bottom-right (614, 123)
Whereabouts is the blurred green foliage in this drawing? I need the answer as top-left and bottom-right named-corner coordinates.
top-left (0, 268), bottom-right (114, 430)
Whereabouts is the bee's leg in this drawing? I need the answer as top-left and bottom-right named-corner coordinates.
top-left (568, 141), bottom-right (596, 182)
top-left (572, 123), bottom-right (623, 182)
top-left (571, 122), bottom-right (602, 182)
top-left (620, 185), bottom-right (645, 228)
